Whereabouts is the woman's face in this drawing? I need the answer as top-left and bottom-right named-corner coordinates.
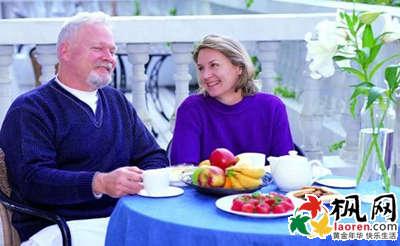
top-left (196, 48), bottom-right (242, 103)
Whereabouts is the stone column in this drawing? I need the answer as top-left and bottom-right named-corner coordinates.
top-left (300, 75), bottom-right (323, 160)
top-left (257, 41), bottom-right (280, 93)
top-left (126, 43), bottom-right (151, 130)
top-left (170, 42), bottom-right (193, 131)
top-left (35, 44), bottom-right (58, 84)
top-left (0, 45), bottom-right (14, 127)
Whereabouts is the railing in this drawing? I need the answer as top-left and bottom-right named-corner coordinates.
top-left (0, 13), bottom-right (399, 177)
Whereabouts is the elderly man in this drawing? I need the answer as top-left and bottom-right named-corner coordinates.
top-left (0, 11), bottom-right (168, 245)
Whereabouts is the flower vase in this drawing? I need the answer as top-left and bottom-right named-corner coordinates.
top-left (356, 99), bottom-right (395, 202)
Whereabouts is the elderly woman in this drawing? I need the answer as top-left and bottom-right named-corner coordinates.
top-left (170, 34), bottom-right (294, 165)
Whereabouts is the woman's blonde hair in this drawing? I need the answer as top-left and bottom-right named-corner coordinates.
top-left (193, 34), bottom-right (258, 96)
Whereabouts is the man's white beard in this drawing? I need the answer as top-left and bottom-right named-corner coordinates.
top-left (86, 70), bottom-right (112, 89)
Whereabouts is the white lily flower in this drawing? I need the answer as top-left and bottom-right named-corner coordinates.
top-left (305, 20), bottom-right (347, 79)
top-left (382, 14), bottom-right (400, 43)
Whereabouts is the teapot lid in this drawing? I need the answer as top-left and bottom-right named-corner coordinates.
top-left (279, 150), bottom-right (307, 162)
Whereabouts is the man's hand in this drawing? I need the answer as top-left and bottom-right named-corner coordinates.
top-left (93, 166), bottom-right (144, 198)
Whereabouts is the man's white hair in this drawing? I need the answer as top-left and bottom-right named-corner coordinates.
top-left (56, 11), bottom-right (112, 58)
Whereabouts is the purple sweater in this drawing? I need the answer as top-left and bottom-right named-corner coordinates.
top-left (170, 93), bottom-right (294, 165)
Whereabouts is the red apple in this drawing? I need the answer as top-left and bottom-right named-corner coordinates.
top-left (197, 166), bottom-right (225, 188)
top-left (209, 148), bottom-right (236, 170)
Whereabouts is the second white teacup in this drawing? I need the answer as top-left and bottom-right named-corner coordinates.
top-left (143, 168), bottom-right (170, 195)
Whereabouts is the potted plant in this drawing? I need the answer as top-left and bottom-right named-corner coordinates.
top-left (305, 10), bottom-right (400, 192)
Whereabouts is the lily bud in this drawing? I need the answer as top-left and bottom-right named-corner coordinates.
top-left (359, 12), bottom-right (381, 25)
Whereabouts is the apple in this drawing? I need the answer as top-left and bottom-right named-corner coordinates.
top-left (209, 148), bottom-right (237, 170)
top-left (191, 167), bottom-right (205, 186)
top-left (197, 166), bottom-right (225, 188)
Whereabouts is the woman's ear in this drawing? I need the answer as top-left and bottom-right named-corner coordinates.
top-left (236, 65), bottom-right (243, 76)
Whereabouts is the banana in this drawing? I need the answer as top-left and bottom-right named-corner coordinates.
top-left (229, 167), bottom-right (265, 179)
top-left (229, 175), bottom-right (244, 189)
top-left (234, 173), bottom-right (262, 189)
top-left (198, 159), bottom-right (211, 167)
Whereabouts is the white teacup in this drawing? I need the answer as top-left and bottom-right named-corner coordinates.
top-left (236, 152), bottom-right (266, 168)
top-left (143, 168), bottom-right (170, 195)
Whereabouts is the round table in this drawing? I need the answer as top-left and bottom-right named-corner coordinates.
top-left (105, 180), bottom-right (398, 246)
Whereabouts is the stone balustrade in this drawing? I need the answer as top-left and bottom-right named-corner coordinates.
top-left (0, 13), bottom-right (398, 177)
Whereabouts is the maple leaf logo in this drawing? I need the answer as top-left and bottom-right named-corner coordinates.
top-left (287, 194), bottom-right (333, 240)
top-left (308, 212), bottom-right (333, 239)
top-left (298, 195), bottom-right (322, 218)
top-left (289, 213), bottom-right (310, 235)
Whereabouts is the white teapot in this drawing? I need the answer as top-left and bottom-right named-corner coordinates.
top-left (267, 150), bottom-right (323, 191)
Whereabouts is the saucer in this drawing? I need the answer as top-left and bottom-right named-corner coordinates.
top-left (314, 177), bottom-right (356, 188)
top-left (138, 186), bottom-right (184, 198)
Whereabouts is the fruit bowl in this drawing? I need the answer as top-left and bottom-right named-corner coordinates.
top-left (181, 173), bottom-right (273, 196)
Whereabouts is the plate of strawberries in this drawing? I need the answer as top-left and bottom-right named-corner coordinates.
top-left (215, 191), bottom-right (295, 218)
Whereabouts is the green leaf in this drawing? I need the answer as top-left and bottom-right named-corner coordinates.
top-left (349, 81), bottom-right (374, 88)
top-left (333, 55), bottom-right (350, 61)
top-left (385, 65), bottom-right (400, 92)
top-left (245, 0), bottom-right (254, 8)
top-left (359, 12), bottom-right (381, 24)
top-left (366, 44), bottom-right (382, 65)
top-left (350, 98), bottom-right (357, 117)
top-left (366, 86), bottom-right (386, 109)
top-left (370, 53), bottom-right (400, 79)
top-left (350, 85), bottom-right (370, 100)
top-left (362, 24), bottom-right (375, 48)
top-left (340, 67), bottom-right (365, 81)
top-left (169, 8), bottom-right (177, 16)
top-left (344, 12), bottom-right (356, 36)
top-left (329, 140), bottom-right (346, 153)
top-left (356, 49), bottom-right (368, 67)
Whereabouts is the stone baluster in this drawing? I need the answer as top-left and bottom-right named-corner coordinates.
top-left (35, 44), bottom-right (58, 84)
top-left (257, 41), bottom-right (280, 93)
top-left (0, 45), bottom-right (14, 127)
top-left (170, 42), bottom-right (193, 130)
top-left (300, 75), bottom-right (323, 160)
top-left (126, 43), bottom-right (152, 130)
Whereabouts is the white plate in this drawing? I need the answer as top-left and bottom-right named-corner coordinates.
top-left (138, 186), bottom-right (184, 198)
top-left (215, 194), bottom-right (294, 218)
top-left (286, 186), bottom-right (342, 205)
top-left (314, 177), bottom-right (356, 188)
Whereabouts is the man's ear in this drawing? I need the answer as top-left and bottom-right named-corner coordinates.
top-left (58, 42), bottom-right (70, 61)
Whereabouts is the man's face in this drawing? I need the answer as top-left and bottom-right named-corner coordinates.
top-left (61, 23), bottom-right (117, 90)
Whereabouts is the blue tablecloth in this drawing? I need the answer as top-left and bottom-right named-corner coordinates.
top-left (105, 180), bottom-right (399, 246)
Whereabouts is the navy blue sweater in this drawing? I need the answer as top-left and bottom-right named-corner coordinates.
top-left (0, 79), bottom-right (168, 241)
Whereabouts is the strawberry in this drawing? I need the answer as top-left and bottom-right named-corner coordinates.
top-left (241, 203), bottom-right (255, 213)
top-left (255, 203), bottom-right (271, 214)
top-left (272, 204), bottom-right (286, 214)
top-left (231, 198), bottom-right (244, 211)
top-left (247, 198), bottom-right (259, 206)
top-left (280, 200), bottom-right (294, 211)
